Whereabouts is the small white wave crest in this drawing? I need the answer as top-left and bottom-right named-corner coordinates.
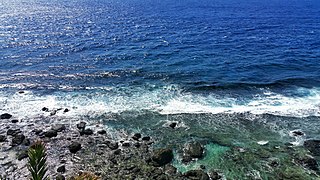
top-left (0, 86), bottom-right (320, 119)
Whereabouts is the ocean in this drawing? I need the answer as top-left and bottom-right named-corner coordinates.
top-left (1, 0), bottom-right (320, 178)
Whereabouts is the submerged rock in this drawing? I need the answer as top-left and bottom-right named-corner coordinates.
top-left (208, 170), bottom-right (222, 180)
top-left (296, 155), bottom-right (319, 171)
top-left (68, 142), bottom-right (81, 153)
top-left (257, 140), bottom-right (269, 146)
top-left (184, 170), bottom-right (209, 180)
top-left (142, 136), bottom-right (151, 141)
top-left (0, 113), bottom-right (12, 119)
top-left (169, 122), bottom-right (177, 129)
top-left (151, 148), bottom-right (174, 167)
top-left (304, 140), bottom-right (320, 156)
top-left (290, 130), bottom-right (305, 136)
top-left (184, 142), bottom-right (204, 158)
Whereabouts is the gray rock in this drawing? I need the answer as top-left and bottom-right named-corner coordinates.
top-left (12, 134), bottom-right (25, 146)
top-left (114, 149), bottom-right (121, 155)
top-left (17, 150), bottom-right (28, 161)
top-left (52, 124), bottom-right (66, 132)
top-left (122, 142), bottom-right (131, 147)
top-left (56, 174), bottom-right (65, 180)
top-left (97, 130), bottom-right (107, 135)
top-left (11, 119), bottom-right (18, 123)
top-left (0, 113), bottom-right (12, 119)
top-left (45, 130), bottom-right (58, 138)
top-left (132, 133), bottom-right (141, 141)
top-left (169, 122), bottom-right (177, 129)
top-left (0, 135), bottom-right (6, 142)
top-left (185, 142), bottom-right (204, 158)
top-left (151, 148), bottom-right (174, 167)
top-left (22, 138), bottom-right (31, 146)
top-left (108, 142), bottom-right (118, 150)
top-left (208, 170), bottom-right (221, 180)
top-left (57, 165), bottom-right (66, 173)
top-left (304, 140), bottom-right (320, 156)
top-left (80, 129), bottom-right (93, 136)
top-left (7, 129), bottom-right (22, 136)
top-left (165, 165), bottom-right (177, 175)
top-left (68, 142), bottom-right (81, 153)
top-left (184, 170), bottom-right (210, 180)
top-left (76, 122), bottom-right (86, 131)
top-left (296, 156), bottom-right (318, 171)
top-left (142, 136), bottom-right (151, 141)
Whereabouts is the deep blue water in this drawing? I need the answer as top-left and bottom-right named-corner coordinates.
top-left (1, 0), bottom-right (320, 178)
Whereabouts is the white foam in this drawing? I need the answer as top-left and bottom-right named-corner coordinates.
top-left (0, 86), bottom-right (320, 119)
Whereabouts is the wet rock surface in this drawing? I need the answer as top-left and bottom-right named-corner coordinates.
top-left (304, 140), bottom-right (320, 156)
top-left (184, 141), bottom-right (204, 158)
top-left (184, 170), bottom-right (210, 180)
top-left (68, 142), bottom-right (81, 153)
top-left (0, 113), bottom-right (12, 119)
top-left (151, 148), bottom-right (174, 167)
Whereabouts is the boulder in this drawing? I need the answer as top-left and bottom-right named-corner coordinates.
top-left (0, 135), bottom-right (6, 142)
top-left (208, 170), bottom-right (222, 180)
top-left (57, 165), bottom-right (66, 173)
top-left (76, 122), bottom-right (86, 131)
top-left (80, 129), bottom-right (93, 136)
top-left (68, 142), bottom-right (81, 153)
top-left (151, 148), bottom-right (174, 167)
top-left (45, 130), bottom-right (58, 138)
top-left (142, 136), bottom-right (151, 141)
top-left (0, 113), bottom-right (12, 119)
top-left (184, 142), bottom-right (204, 158)
top-left (97, 130), bottom-right (106, 135)
top-left (184, 170), bottom-right (209, 180)
top-left (304, 140), bottom-right (320, 156)
top-left (169, 122), bottom-right (177, 129)
top-left (42, 107), bottom-right (49, 112)
top-left (132, 133), bottom-right (142, 141)
top-left (7, 129), bottom-right (21, 136)
top-left (12, 134), bottom-right (25, 146)
top-left (11, 119), bottom-right (19, 123)
top-left (17, 150), bottom-right (28, 161)
top-left (296, 156), bottom-right (318, 171)
top-left (52, 124), bottom-right (66, 132)
top-left (108, 142), bottom-right (119, 150)
top-left (56, 174), bottom-right (65, 180)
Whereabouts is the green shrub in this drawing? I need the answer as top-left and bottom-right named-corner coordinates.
top-left (28, 141), bottom-right (49, 180)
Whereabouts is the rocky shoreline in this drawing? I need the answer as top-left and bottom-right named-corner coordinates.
top-left (0, 110), bottom-right (217, 180)
top-left (0, 109), bottom-right (320, 179)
